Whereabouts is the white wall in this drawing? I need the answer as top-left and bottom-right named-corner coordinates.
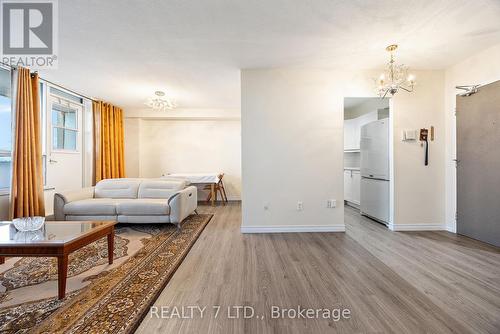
top-left (241, 69), bottom-right (371, 231)
top-left (392, 71), bottom-right (446, 229)
top-left (241, 68), bottom-right (447, 231)
top-left (124, 118), bottom-right (141, 177)
top-left (127, 108), bottom-right (240, 119)
top-left (124, 108), bottom-right (242, 200)
top-left (139, 119), bottom-right (241, 200)
top-left (444, 44), bottom-right (500, 232)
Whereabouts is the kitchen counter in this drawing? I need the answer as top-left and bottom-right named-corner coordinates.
top-left (344, 167), bottom-right (360, 171)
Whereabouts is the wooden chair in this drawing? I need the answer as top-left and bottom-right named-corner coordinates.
top-left (204, 173), bottom-right (228, 205)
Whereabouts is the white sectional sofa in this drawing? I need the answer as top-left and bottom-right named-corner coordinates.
top-left (54, 178), bottom-right (198, 228)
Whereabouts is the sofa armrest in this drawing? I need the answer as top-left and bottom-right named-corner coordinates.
top-left (54, 187), bottom-right (95, 221)
top-left (168, 186), bottom-right (198, 225)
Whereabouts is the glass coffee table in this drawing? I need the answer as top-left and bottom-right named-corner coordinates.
top-left (0, 220), bottom-right (116, 299)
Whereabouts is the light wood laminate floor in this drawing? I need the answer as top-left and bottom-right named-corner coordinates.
top-left (137, 203), bottom-right (500, 334)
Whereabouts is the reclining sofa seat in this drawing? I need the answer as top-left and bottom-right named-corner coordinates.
top-left (54, 178), bottom-right (198, 228)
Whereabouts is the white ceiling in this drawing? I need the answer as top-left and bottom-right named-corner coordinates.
top-left (39, 0), bottom-right (500, 110)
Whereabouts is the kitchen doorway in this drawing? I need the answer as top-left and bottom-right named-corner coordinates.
top-left (343, 97), bottom-right (393, 226)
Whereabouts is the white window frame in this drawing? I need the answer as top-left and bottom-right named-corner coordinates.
top-left (50, 100), bottom-right (80, 153)
top-left (0, 64), bottom-right (12, 194)
top-left (48, 90), bottom-right (84, 155)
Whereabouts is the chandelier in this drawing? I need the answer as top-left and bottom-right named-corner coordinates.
top-left (376, 45), bottom-right (415, 98)
top-left (145, 91), bottom-right (176, 111)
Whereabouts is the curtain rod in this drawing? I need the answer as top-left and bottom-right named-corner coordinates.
top-left (0, 61), bottom-right (98, 102)
top-left (38, 77), bottom-right (97, 102)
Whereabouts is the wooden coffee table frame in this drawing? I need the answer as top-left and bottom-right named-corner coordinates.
top-left (0, 221), bottom-right (115, 300)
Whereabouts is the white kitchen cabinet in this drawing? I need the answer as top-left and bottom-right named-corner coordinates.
top-left (344, 170), bottom-right (353, 203)
top-left (351, 170), bottom-right (361, 205)
top-left (344, 111), bottom-right (378, 151)
top-left (344, 169), bottom-right (361, 205)
top-left (344, 119), bottom-right (358, 151)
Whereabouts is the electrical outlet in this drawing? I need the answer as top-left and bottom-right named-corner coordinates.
top-left (327, 199), bottom-right (336, 208)
top-left (297, 201), bottom-right (303, 211)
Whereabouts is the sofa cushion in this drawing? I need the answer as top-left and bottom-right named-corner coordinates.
top-left (95, 179), bottom-right (141, 199)
top-left (138, 180), bottom-right (186, 199)
top-left (64, 198), bottom-right (122, 215)
top-left (116, 199), bottom-right (170, 215)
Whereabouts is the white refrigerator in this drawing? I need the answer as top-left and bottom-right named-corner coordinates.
top-left (360, 119), bottom-right (390, 224)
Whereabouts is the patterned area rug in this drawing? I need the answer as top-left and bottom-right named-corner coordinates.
top-left (0, 214), bottom-right (212, 333)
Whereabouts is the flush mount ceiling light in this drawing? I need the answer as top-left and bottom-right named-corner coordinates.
top-left (145, 90), bottom-right (177, 111)
top-left (376, 44), bottom-right (416, 98)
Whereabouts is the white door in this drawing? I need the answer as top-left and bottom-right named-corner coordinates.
top-left (45, 95), bottom-right (84, 192)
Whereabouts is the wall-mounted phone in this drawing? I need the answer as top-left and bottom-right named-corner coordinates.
top-left (420, 128), bottom-right (429, 166)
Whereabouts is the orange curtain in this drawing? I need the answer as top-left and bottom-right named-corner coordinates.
top-left (9, 68), bottom-right (45, 219)
top-left (93, 101), bottom-right (125, 183)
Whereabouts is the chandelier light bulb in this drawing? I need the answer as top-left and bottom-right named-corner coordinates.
top-left (378, 74), bottom-right (385, 85)
top-left (374, 45), bottom-right (416, 98)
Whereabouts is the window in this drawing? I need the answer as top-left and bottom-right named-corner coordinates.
top-left (0, 74), bottom-right (87, 191)
top-left (0, 67), bottom-right (12, 190)
top-left (51, 103), bottom-right (78, 151)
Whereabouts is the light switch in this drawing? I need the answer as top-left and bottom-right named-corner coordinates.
top-left (402, 129), bottom-right (417, 141)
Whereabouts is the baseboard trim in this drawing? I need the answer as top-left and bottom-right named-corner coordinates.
top-left (344, 201), bottom-right (360, 210)
top-left (197, 199), bottom-right (241, 203)
top-left (240, 225), bottom-right (346, 233)
top-left (388, 224), bottom-right (447, 231)
top-left (446, 223), bottom-right (457, 233)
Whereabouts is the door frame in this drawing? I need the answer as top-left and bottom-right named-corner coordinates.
top-left (342, 97), bottom-right (394, 228)
top-left (388, 99), bottom-right (395, 228)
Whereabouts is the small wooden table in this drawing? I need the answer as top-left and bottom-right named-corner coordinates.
top-left (0, 220), bottom-right (116, 300)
